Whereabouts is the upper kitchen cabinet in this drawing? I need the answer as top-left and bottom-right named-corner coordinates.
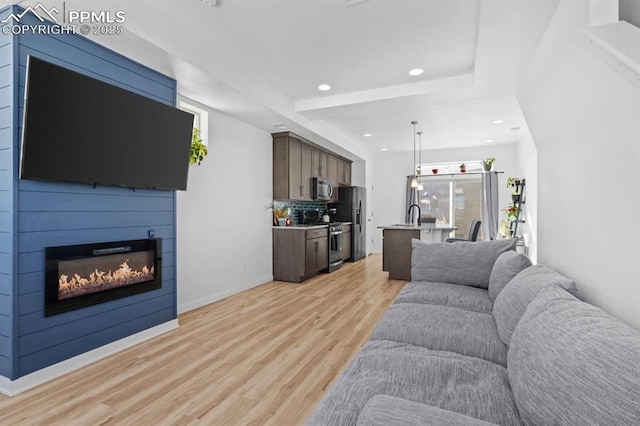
top-left (312, 148), bottom-right (328, 178)
top-left (338, 158), bottom-right (351, 186)
top-left (273, 134), bottom-right (312, 201)
top-left (327, 155), bottom-right (339, 202)
top-left (273, 132), bottom-right (352, 202)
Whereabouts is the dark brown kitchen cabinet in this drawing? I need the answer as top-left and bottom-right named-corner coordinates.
top-left (273, 134), bottom-right (312, 201)
top-left (327, 155), bottom-right (339, 202)
top-left (312, 148), bottom-right (329, 178)
top-left (273, 132), bottom-right (352, 202)
top-left (305, 230), bottom-right (328, 277)
top-left (342, 224), bottom-right (352, 261)
top-left (338, 158), bottom-right (351, 186)
top-left (273, 228), bottom-right (328, 283)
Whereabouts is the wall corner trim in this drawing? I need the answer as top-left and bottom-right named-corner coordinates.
top-left (583, 21), bottom-right (640, 87)
top-left (0, 319), bottom-right (179, 397)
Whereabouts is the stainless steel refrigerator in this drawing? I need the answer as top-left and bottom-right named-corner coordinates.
top-left (332, 186), bottom-right (366, 261)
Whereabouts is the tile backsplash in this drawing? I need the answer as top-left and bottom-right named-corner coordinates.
top-left (274, 200), bottom-right (328, 225)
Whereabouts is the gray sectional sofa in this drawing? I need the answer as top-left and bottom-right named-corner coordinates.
top-left (307, 239), bottom-right (640, 425)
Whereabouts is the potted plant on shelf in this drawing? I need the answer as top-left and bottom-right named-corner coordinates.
top-left (482, 157), bottom-right (495, 171)
top-left (190, 128), bottom-right (208, 166)
top-left (506, 177), bottom-right (522, 187)
top-left (459, 163), bottom-right (466, 173)
top-left (506, 176), bottom-right (522, 202)
top-left (502, 205), bottom-right (519, 221)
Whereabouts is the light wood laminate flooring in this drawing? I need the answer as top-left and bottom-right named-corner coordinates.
top-left (0, 254), bottom-right (405, 425)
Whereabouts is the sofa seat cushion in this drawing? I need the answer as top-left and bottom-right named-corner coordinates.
top-left (357, 395), bottom-right (497, 426)
top-left (306, 340), bottom-right (521, 426)
top-left (394, 281), bottom-right (493, 314)
top-left (411, 239), bottom-right (516, 288)
top-left (488, 251), bottom-right (532, 301)
top-left (508, 285), bottom-right (640, 426)
top-left (492, 264), bottom-right (578, 345)
top-left (370, 303), bottom-right (507, 366)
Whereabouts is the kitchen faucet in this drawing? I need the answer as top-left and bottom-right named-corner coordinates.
top-left (408, 203), bottom-right (421, 226)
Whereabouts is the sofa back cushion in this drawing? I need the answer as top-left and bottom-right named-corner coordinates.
top-left (488, 252), bottom-right (532, 301)
top-left (411, 239), bottom-right (516, 288)
top-left (492, 264), bottom-right (577, 345)
top-left (508, 285), bottom-right (640, 425)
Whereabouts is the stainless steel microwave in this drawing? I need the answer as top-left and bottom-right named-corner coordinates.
top-left (312, 177), bottom-right (333, 200)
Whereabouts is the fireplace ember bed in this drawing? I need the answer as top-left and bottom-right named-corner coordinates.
top-left (45, 239), bottom-right (162, 316)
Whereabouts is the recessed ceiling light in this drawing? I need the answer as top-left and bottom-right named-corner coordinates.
top-left (318, 84), bottom-right (331, 91)
top-left (409, 68), bottom-right (424, 76)
top-left (381, 148), bottom-right (388, 151)
top-left (485, 139), bottom-right (494, 143)
top-left (492, 120), bottom-right (504, 124)
top-left (363, 133), bottom-right (372, 137)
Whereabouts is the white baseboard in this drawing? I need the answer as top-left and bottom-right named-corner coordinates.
top-left (0, 319), bottom-right (179, 397)
top-left (177, 275), bottom-right (273, 314)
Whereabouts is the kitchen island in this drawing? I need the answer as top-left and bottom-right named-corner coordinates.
top-left (378, 224), bottom-right (456, 280)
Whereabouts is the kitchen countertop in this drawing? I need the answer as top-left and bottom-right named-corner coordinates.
top-left (377, 224), bottom-right (456, 231)
top-left (273, 221), bottom-right (352, 230)
top-left (273, 224), bottom-right (328, 230)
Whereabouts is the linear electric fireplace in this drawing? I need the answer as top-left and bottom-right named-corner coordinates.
top-left (45, 239), bottom-right (162, 316)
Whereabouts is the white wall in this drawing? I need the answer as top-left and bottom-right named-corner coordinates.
top-left (176, 98), bottom-right (274, 314)
top-left (370, 143), bottom-right (523, 254)
top-left (517, 0), bottom-right (640, 329)
top-left (517, 131), bottom-right (538, 263)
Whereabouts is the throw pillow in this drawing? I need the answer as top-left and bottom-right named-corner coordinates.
top-left (411, 239), bottom-right (516, 288)
top-left (488, 251), bottom-right (532, 301)
top-left (492, 264), bottom-right (577, 345)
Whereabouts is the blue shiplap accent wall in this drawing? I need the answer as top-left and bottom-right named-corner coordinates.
top-left (1, 6), bottom-right (179, 379)
top-left (0, 6), bottom-right (16, 379)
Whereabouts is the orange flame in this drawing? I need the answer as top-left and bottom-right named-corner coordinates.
top-left (58, 259), bottom-right (155, 300)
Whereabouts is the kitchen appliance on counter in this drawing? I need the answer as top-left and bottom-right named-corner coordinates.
top-left (302, 209), bottom-right (322, 225)
top-left (331, 186), bottom-right (366, 261)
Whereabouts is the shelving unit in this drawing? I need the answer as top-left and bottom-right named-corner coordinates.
top-left (509, 179), bottom-right (526, 239)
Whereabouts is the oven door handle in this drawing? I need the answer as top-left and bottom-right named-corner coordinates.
top-left (330, 231), bottom-right (343, 236)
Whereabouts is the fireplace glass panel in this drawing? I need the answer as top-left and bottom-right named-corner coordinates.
top-left (45, 238), bottom-right (162, 317)
top-left (58, 250), bottom-right (155, 300)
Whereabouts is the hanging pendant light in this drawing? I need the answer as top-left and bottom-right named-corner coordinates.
top-left (410, 121), bottom-right (418, 188)
top-left (417, 131), bottom-right (424, 190)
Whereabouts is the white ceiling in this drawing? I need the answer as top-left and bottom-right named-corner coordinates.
top-left (16, 0), bottom-right (560, 159)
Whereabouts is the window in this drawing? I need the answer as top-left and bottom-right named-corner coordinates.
top-left (179, 100), bottom-right (209, 146)
top-left (417, 161), bottom-right (484, 239)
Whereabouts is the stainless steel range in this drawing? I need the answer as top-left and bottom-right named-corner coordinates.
top-left (328, 222), bottom-right (343, 272)
top-left (302, 209), bottom-right (343, 273)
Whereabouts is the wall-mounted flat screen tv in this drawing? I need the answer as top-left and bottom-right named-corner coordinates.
top-left (20, 56), bottom-right (194, 191)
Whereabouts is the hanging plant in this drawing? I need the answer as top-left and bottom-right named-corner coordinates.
top-left (190, 128), bottom-right (208, 166)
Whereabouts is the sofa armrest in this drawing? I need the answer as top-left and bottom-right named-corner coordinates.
top-left (356, 395), bottom-right (497, 426)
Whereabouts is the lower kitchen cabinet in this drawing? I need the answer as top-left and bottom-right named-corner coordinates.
top-left (306, 232), bottom-right (328, 276)
top-left (273, 227), bottom-right (329, 283)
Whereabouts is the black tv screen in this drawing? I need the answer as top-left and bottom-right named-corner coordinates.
top-left (20, 56), bottom-right (194, 191)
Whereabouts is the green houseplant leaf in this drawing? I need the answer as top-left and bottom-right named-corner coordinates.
top-left (190, 128), bottom-right (208, 166)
